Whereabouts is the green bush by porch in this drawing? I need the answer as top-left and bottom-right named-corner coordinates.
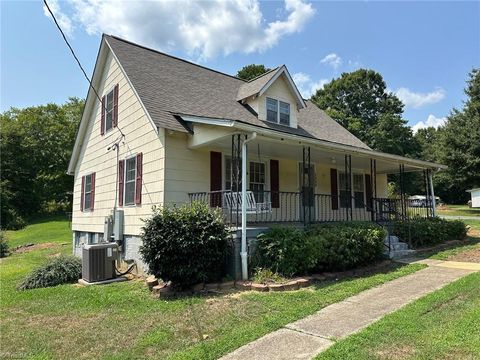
top-left (140, 202), bottom-right (231, 289)
top-left (392, 218), bottom-right (467, 248)
top-left (255, 223), bottom-right (387, 277)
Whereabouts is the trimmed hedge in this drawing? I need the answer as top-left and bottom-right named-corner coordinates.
top-left (255, 222), bottom-right (387, 276)
top-left (256, 227), bottom-right (319, 277)
top-left (140, 202), bottom-right (230, 289)
top-left (392, 217), bottom-right (467, 248)
top-left (308, 222), bottom-right (386, 271)
top-left (18, 255), bottom-right (81, 290)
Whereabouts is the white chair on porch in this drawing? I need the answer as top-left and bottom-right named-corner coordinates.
top-left (223, 191), bottom-right (272, 214)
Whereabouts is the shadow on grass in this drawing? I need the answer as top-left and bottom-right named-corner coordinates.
top-left (410, 236), bottom-right (480, 260)
top-left (26, 213), bottom-right (71, 226)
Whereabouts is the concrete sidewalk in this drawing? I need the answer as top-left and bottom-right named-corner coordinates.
top-left (221, 264), bottom-right (476, 360)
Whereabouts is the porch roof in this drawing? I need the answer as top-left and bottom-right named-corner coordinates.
top-left (180, 115), bottom-right (446, 174)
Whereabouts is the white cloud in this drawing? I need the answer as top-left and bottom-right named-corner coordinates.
top-left (411, 114), bottom-right (447, 133)
top-left (48, 0), bottom-right (315, 60)
top-left (395, 87), bottom-right (446, 109)
top-left (43, 0), bottom-right (74, 37)
top-left (320, 53), bottom-right (342, 69)
top-left (292, 72), bottom-right (329, 98)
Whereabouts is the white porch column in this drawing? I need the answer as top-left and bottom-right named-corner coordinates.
top-left (241, 132), bottom-right (257, 280)
top-left (428, 170), bottom-right (437, 217)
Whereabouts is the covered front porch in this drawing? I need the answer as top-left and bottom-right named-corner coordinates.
top-left (187, 130), bottom-right (439, 228)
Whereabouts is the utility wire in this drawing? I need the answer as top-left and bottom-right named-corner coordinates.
top-left (44, 0), bottom-right (154, 205)
top-left (43, 0), bottom-right (125, 140)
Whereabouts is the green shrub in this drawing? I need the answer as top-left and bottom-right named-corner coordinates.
top-left (18, 255), bottom-right (81, 290)
top-left (256, 226), bottom-right (319, 277)
top-left (392, 218), bottom-right (467, 248)
top-left (308, 222), bottom-right (386, 271)
top-left (140, 202), bottom-right (230, 289)
top-left (0, 231), bottom-right (9, 258)
top-left (1, 208), bottom-right (27, 230)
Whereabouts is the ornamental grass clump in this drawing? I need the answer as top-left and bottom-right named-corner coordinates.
top-left (18, 255), bottom-right (81, 290)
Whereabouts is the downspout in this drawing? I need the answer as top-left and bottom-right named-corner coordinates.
top-left (429, 169), bottom-right (438, 217)
top-left (241, 132), bottom-right (257, 280)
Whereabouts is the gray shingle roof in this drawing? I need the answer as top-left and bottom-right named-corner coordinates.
top-left (236, 67), bottom-right (280, 101)
top-left (106, 35), bottom-right (370, 150)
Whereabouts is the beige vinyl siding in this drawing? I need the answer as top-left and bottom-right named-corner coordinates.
top-left (72, 51), bottom-right (165, 236)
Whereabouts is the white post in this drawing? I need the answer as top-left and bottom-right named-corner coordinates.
top-left (241, 132), bottom-right (257, 280)
top-left (428, 170), bottom-right (437, 217)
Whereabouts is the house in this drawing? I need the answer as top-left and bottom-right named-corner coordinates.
top-left (467, 188), bottom-right (480, 208)
top-left (68, 35), bottom-right (446, 277)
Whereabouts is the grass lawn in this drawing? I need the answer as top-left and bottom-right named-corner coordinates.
top-left (316, 272), bottom-right (480, 360)
top-left (436, 204), bottom-right (480, 217)
top-left (0, 218), bottom-right (425, 360)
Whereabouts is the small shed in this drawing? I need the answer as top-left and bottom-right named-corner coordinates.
top-left (467, 188), bottom-right (480, 208)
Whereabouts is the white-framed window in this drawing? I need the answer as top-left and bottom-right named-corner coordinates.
top-left (83, 174), bottom-right (93, 210)
top-left (124, 156), bottom-right (137, 205)
top-left (266, 97), bottom-right (290, 126)
top-left (339, 172), bottom-right (365, 208)
top-left (249, 161), bottom-right (266, 202)
top-left (105, 88), bottom-right (114, 132)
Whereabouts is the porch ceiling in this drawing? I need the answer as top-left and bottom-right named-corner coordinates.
top-left (205, 134), bottom-right (429, 175)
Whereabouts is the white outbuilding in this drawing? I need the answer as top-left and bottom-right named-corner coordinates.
top-left (467, 188), bottom-right (480, 208)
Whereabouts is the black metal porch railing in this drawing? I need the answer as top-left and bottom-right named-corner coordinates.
top-left (188, 190), bottom-right (435, 227)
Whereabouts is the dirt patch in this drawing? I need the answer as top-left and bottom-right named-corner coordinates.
top-left (375, 344), bottom-right (416, 360)
top-left (14, 242), bottom-right (58, 253)
top-left (447, 247), bottom-right (480, 263)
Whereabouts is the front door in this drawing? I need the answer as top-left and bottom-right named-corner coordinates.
top-left (298, 163), bottom-right (315, 223)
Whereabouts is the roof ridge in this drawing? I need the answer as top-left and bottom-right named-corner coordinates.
top-left (246, 66), bottom-right (281, 83)
top-left (104, 34), bottom-right (246, 83)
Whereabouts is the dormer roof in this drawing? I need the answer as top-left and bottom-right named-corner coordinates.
top-left (236, 65), bottom-right (306, 109)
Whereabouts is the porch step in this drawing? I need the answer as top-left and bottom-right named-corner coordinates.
top-left (389, 242), bottom-right (409, 251)
top-left (388, 249), bottom-right (417, 259)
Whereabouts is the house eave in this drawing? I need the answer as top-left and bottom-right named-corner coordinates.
top-left (178, 114), bottom-right (447, 171)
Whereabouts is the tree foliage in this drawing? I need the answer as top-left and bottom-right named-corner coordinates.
top-left (236, 64), bottom-right (271, 81)
top-left (1, 98), bottom-right (84, 229)
top-left (433, 69), bottom-right (480, 203)
top-left (311, 69), bottom-right (418, 157)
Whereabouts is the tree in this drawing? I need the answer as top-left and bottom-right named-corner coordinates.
top-left (434, 69), bottom-right (480, 204)
top-left (1, 98), bottom-right (84, 229)
top-left (236, 64), bottom-right (271, 81)
top-left (311, 69), bottom-right (417, 157)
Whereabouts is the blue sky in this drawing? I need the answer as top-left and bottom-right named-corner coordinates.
top-left (2, 0), bottom-right (479, 131)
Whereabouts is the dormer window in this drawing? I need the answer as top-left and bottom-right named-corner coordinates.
top-left (266, 97), bottom-right (290, 126)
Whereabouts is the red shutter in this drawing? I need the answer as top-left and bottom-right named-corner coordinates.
top-left (118, 160), bottom-right (124, 206)
top-left (135, 153), bottom-right (143, 205)
top-left (80, 176), bottom-right (85, 211)
top-left (100, 96), bottom-right (105, 135)
top-left (365, 174), bottom-right (372, 210)
top-left (330, 169), bottom-right (339, 210)
top-left (90, 172), bottom-right (96, 211)
top-left (210, 151), bottom-right (222, 207)
top-left (113, 84), bottom-right (119, 127)
top-left (270, 159), bottom-right (279, 208)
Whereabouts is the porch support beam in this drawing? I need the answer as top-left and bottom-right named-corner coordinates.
top-left (241, 132), bottom-right (257, 281)
top-left (428, 170), bottom-right (437, 217)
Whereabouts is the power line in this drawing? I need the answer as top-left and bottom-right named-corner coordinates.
top-left (43, 0), bottom-right (125, 139)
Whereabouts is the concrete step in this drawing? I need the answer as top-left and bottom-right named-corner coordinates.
top-left (389, 242), bottom-right (409, 251)
top-left (384, 235), bottom-right (400, 244)
top-left (388, 249), bottom-right (416, 259)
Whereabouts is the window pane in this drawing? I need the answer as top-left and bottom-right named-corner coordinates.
top-left (339, 172), bottom-right (347, 190)
top-left (354, 191), bottom-right (365, 208)
top-left (125, 181), bottom-right (135, 205)
top-left (266, 98), bottom-right (278, 123)
top-left (105, 90), bottom-right (114, 131)
top-left (84, 193), bottom-right (91, 210)
top-left (353, 174), bottom-right (364, 191)
top-left (84, 174), bottom-right (92, 193)
top-left (340, 190), bottom-right (350, 208)
top-left (279, 101), bottom-right (289, 114)
top-left (279, 112), bottom-right (290, 125)
top-left (126, 157), bottom-right (136, 181)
